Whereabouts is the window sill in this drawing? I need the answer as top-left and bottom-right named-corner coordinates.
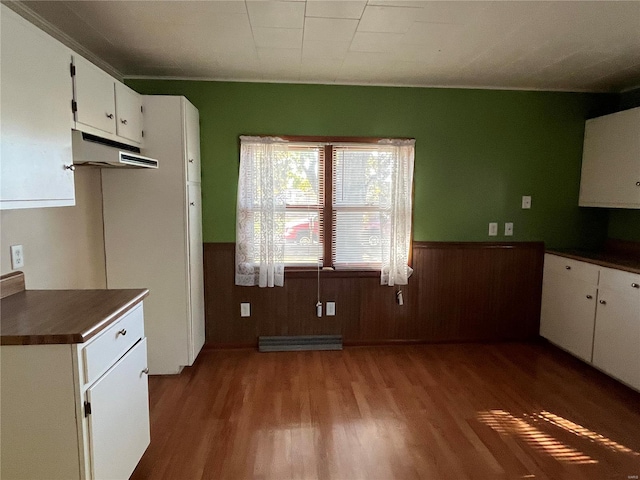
top-left (285, 268), bottom-right (379, 279)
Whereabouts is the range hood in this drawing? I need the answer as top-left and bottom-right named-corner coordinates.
top-left (72, 130), bottom-right (158, 168)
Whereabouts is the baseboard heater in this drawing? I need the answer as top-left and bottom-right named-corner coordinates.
top-left (258, 335), bottom-right (343, 352)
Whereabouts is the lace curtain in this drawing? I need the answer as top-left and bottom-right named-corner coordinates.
top-left (380, 139), bottom-right (415, 286)
top-left (235, 136), bottom-right (288, 287)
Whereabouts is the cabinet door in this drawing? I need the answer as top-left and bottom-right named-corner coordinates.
top-left (540, 266), bottom-right (598, 362)
top-left (73, 55), bottom-right (117, 135)
top-left (592, 270), bottom-right (640, 390)
top-left (115, 82), bottom-right (143, 144)
top-left (188, 184), bottom-right (206, 363)
top-left (87, 339), bottom-right (150, 480)
top-left (0, 5), bottom-right (75, 209)
top-left (185, 100), bottom-right (201, 183)
top-left (579, 107), bottom-right (640, 208)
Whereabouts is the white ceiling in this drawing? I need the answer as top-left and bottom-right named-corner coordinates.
top-left (17, 0), bottom-right (640, 92)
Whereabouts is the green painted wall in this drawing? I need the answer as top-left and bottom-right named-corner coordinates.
top-left (608, 210), bottom-right (640, 242)
top-left (126, 80), bottom-right (612, 249)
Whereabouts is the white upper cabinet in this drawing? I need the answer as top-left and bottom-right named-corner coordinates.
top-left (579, 107), bottom-right (640, 208)
top-left (72, 55), bottom-right (117, 136)
top-left (1, 5), bottom-right (75, 209)
top-left (72, 56), bottom-right (143, 146)
top-left (115, 82), bottom-right (143, 144)
top-left (185, 102), bottom-right (201, 182)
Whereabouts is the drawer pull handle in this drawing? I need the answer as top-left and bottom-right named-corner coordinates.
top-left (117, 328), bottom-right (127, 337)
top-left (189, 159), bottom-right (194, 163)
top-left (599, 300), bottom-right (606, 305)
top-left (120, 118), bottom-right (128, 125)
top-left (565, 266), bottom-right (571, 270)
top-left (106, 113), bottom-right (114, 119)
top-left (141, 367), bottom-right (149, 375)
top-left (632, 283), bottom-right (639, 288)
top-left (586, 295), bottom-right (592, 299)
top-left (64, 164), bottom-right (76, 172)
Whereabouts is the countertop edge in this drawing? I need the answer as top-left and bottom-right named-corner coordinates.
top-left (78, 289), bottom-right (150, 342)
top-left (0, 289), bottom-right (150, 346)
top-left (545, 250), bottom-right (640, 275)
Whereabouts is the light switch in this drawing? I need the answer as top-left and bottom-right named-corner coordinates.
top-left (240, 303), bottom-right (250, 317)
top-left (488, 223), bottom-right (498, 236)
top-left (522, 196), bottom-right (532, 209)
top-left (505, 222), bottom-right (513, 236)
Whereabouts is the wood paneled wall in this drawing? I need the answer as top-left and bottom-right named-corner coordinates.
top-left (203, 242), bottom-right (544, 347)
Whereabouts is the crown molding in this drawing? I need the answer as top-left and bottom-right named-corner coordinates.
top-left (2, 0), bottom-right (123, 81)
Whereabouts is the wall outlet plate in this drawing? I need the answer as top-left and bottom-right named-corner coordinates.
top-left (522, 196), bottom-right (532, 209)
top-left (326, 302), bottom-right (336, 316)
top-left (505, 222), bottom-right (514, 236)
top-left (10, 245), bottom-right (24, 269)
top-left (240, 303), bottom-right (250, 317)
top-left (488, 223), bottom-right (498, 236)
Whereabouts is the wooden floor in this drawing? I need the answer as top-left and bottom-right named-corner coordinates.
top-left (131, 342), bottom-right (640, 480)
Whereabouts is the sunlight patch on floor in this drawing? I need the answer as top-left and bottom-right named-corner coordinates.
top-left (529, 411), bottom-right (639, 456)
top-left (477, 410), bottom-right (597, 465)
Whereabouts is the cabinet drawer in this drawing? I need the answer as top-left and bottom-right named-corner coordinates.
top-left (544, 254), bottom-right (600, 286)
top-left (83, 303), bottom-right (144, 386)
top-left (599, 267), bottom-right (640, 294)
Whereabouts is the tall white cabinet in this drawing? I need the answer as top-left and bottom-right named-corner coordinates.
top-left (102, 96), bottom-right (205, 374)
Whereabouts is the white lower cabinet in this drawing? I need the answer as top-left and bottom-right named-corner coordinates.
top-left (592, 268), bottom-right (640, 390)
top-left (540, 254), bottom-right (640, 391)
top-left (87, 338), bottom-right (150, 480)
top-left (0, 303), bottom-right (150, 479)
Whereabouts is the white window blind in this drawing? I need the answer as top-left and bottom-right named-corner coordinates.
top-left (332, 145), bottom-right (393, 270)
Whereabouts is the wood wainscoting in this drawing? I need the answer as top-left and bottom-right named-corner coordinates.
top-left (203, 242), bottom-right (544, 347)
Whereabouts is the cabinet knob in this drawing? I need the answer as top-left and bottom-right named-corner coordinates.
top-left (190, 201), bottom-right (195, 206)
top-left (64, 164), bottom-right (75, 172)
top-left (586, 295), bottom-right (592, 299)
top-left (599, 300), bottom-right (606, 305)
top-left (117, 328), bottom-right (127, 337)
top-left (632, 283), bottom-right (639, 288)
top-left (189, 159), bottom-right (194, 163)
top-left (120, 118), bottom-right (128, 125)
top-left (106, 113), bottom-right (114, 119)
top-left (636, 181), bottom-right (640, 186)
top-left (565, 266), bottom-right (571, 270)
top-left (141, 367), bottom-right (149, 375)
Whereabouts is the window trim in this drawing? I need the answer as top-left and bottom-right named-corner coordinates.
top-left (257, 135), bottom-right (415, 273)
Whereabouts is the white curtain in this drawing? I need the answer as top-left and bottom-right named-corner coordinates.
top-left (235, 136), bottom-right (288, 287)
top-left (380, 139), bottom-right (415, 286)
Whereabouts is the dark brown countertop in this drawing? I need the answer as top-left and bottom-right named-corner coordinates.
top-left (1, 289), bottom-right (149, 345)
top-left (546, 249), bottom-right (640, 275)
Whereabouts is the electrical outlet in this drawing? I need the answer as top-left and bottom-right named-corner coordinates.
top-left (505, 222), bottom-right (513, 236)
top-left (10, 245), bottom-right (24, 269)
top-left (240, 303), bottom-right (250, 317)
top-left (326, 302), bottom-right (336, 316)
top-left (488, 223), bottom-right (498, 236)
top-left (522, 196), bottom-right (532, 209)
top-left (316, 302), bottom-right (322, 317)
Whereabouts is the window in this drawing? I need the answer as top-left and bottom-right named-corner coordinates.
top-left (236, 136), bottom-right (414, 287)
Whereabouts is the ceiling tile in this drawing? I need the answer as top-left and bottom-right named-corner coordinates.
top-left (257, 47), bottom-right (302, 63)
top-left (358, 5), bottom-right (423, 34)
top-left (415, 2), bottom-right (488, 25)
top-left (302, 40), bottom-right (350, 60)
top-left (350, 32), bottom-right (403, 53)
top-left (253, 27), bottom-right (303, 49)
top-left (246, 1), bottom-right (305, 28)
top-left (303, 17), bottom-right (359, 43)
top-left (305, 1), bottom-right (366, 20)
